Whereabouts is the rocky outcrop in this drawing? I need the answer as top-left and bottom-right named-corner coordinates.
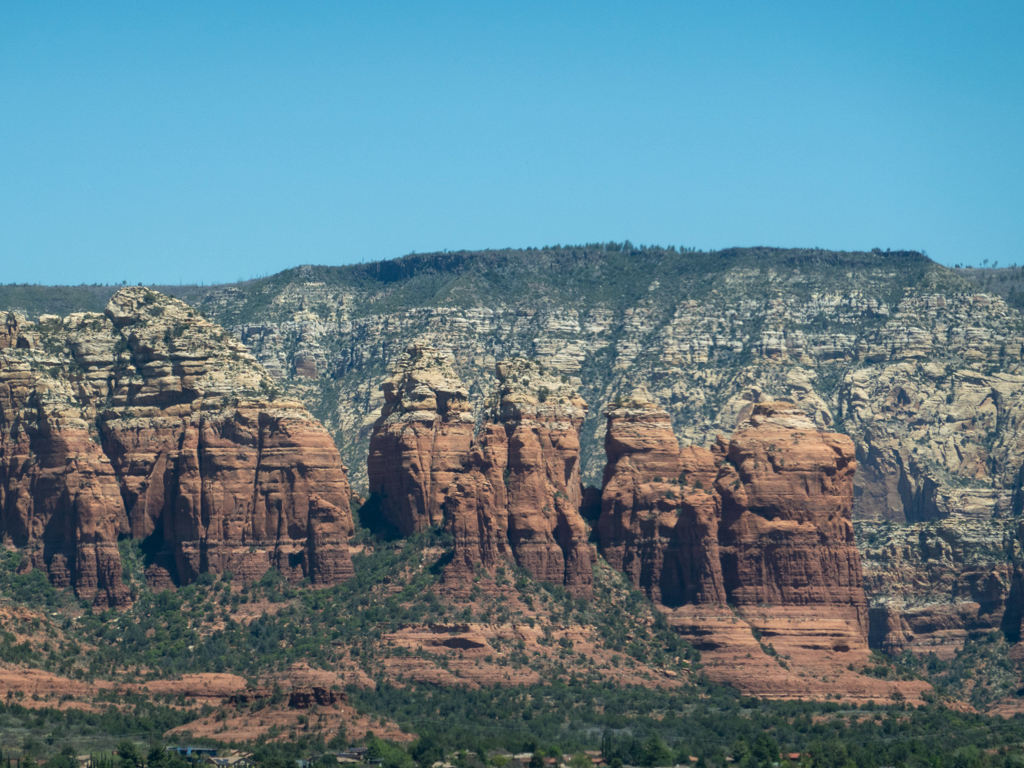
top-left (716, 402), bottom-right (867, 628)
top-left (497, 360), bottom-right (593, 595)
top-left (597, 387), bottom-right (725, 606)
top-left (444, 424), bottom-right (512, 579)
top-left (367, 345), bottom-right (474, 535)
top-left (446, 359), bottom-right (594, 596)
top-left (0, 314), bottom-right (24, 349)
top-left (860, 518), bottom-right (1011, 655)
top-left (663, 602), bottom-right (930, 705)
top-left (598, 399), bottom-right (866, 628)
top-left (180, 250), bottom-right (1024, 648)
top-left (11, 249), bottom-right (1024, 656)
top-left (0, 288), bottom-right (355, 603)
top-left (0, 353), bottom-right (130, 607)
top-left (605, 401), bottom-right (878, 695)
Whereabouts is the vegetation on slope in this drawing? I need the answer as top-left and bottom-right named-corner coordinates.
top-left (2, 246), bottom-right (968, 324)
top-left (200, 245), bottom-right (968, 326)
top-left (0, 282), bottom-right (242, 318)
top-left (7, 530), bottom-right (1024, 767)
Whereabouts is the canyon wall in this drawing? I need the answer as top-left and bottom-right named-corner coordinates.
top-left (0, 289), bottom-right (355, 605)
top-left (596, 396), bottom-right (881, 699)
top-left (715, 403), bottom-right (866, 623)
top-left (599, 398), bottom-right (867, 626)
top-left (6, 249), bottom-right (1024, 655)
top-left (479, 358), bottom-right (593, 596)
top-left (0, 350), bottom-right (130, 607)
top-left (186, 250), bottom-right (1021, 655)
top-left (368, 351), bottom-right (594, 595)
top-left (367, 345), bottom-right (474, 536)
top-left (597, 387), bottom-right (725, 606)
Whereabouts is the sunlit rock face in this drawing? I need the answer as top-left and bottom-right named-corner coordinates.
top-left (0, 288), bottom-right (355, 606)
top-left (715, 402), bottom-right (867, 631)
top-left (445, 359), bottom-right (594, 597)
top-left (367, 344), bottom-right (475, 536)
top-left (597, 387), bottom-right (725, 607)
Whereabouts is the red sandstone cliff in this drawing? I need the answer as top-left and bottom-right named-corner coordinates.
top-left (0, 289), bottom-right (355, 604)
top-left (599, 398), bottom-right (867, 628)
top-left (367, 345), bottom-right (475, 536)
top-left (0, 355), bottom-right (130, 607)
top-left (597, 388), bottom-right (726, 606)
top-left (445, 423), bottom-right (512, 578)
top-left (716, 402), bottom-right (866, 627)
top-left (446, 359), bottom-right (593, 596)
top-left (597, 397), bottom-right (875, 697)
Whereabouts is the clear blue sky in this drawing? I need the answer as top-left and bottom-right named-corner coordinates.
top-left (2, 2), bottom-right (1022, 285)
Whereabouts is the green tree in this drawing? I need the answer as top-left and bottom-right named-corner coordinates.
top-left (115, 741), bottom-right (142, 768)
top-left (411, 735), bottom-right (444, 768)
top-left (750, 734), bottom-right (779, 767)
top-left (641, 735), bottom-right (673, 768)
top-left (43, 753), bottom-right (75, 768)
top-left (366, 738), bottom-right (414, 768)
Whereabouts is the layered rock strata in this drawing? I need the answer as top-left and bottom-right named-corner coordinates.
top-left (597, 387), bottom-right (725, 606)
top-left (0, 289), bottom-right (354, 604)
top-left (597, 399), bottom-right (877, 694)
top-left (860, 518), bottom-right (1011, 655)
top-left (11, 249), bottom-right (1024, 657)
top-left (445, 424), bottom-right (512, 578)
top-left (663, 603), bottom-right (929, 704)
top-left (599, 401), bottom-right (867, 620)
top-left (0, 352), bottom-right (130, 607)
top-left (367, 345), bottom-right (474, 535)
top-left (445, 359), bottom-right (594, 596)
top-left (716, 403), bottom-right (865, 620)
top-left (0, 313), bottom-right (25, 349)
top-left (183, 253), bottom-right (1024, 647)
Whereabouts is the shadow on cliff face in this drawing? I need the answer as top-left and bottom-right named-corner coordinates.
top-left (1001, 573), bottom-right (1024, 643)
top-left (354, 493), bottom-right (402, 542)
top-left (136, 529), bottom-right (180, 587)
top-left (580, 485), bottom-right (601, 526)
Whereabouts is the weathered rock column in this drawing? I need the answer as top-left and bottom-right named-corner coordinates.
top-left (446, 359), bottom-right (594, 596)
top-left (0, 287), bottom-right (357, 600)
top-left (367, 345), bottom-right (475, 536)
top-left (715, 402), bottom-right (868, 632)
top-left (597, 387), bottom-right (726, 606)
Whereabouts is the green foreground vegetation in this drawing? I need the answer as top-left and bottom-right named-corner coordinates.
top-left (6, 688), bottom-right (1024, 768)
top-left (3, 524), bottom-right (1024, 768)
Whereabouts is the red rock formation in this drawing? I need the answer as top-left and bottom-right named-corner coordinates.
top-left (0, 357), bottom-right (130, 607)
top-left (595, 399), bottom-right (877, 695)
top-left (367, 345), bottom-right (475, 535)
top-left (446, 359), bottom-right (593, 596)
top-left (0, 288), bottom-right (355, 602)
top-left (597, 388), bottom-right (726, 606)
top-left (445, 424), bottom-right (512, 580)
top-left (716, 402), bottom-right (867, 630)
top-left (663, 603), bottom-right (929, 704)
top-left (104, 289), bottom-right (354, 587)
top-left (599, 399), bottom-right (868, 634)
top-left (121, 402), bottom-right (355, 586)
